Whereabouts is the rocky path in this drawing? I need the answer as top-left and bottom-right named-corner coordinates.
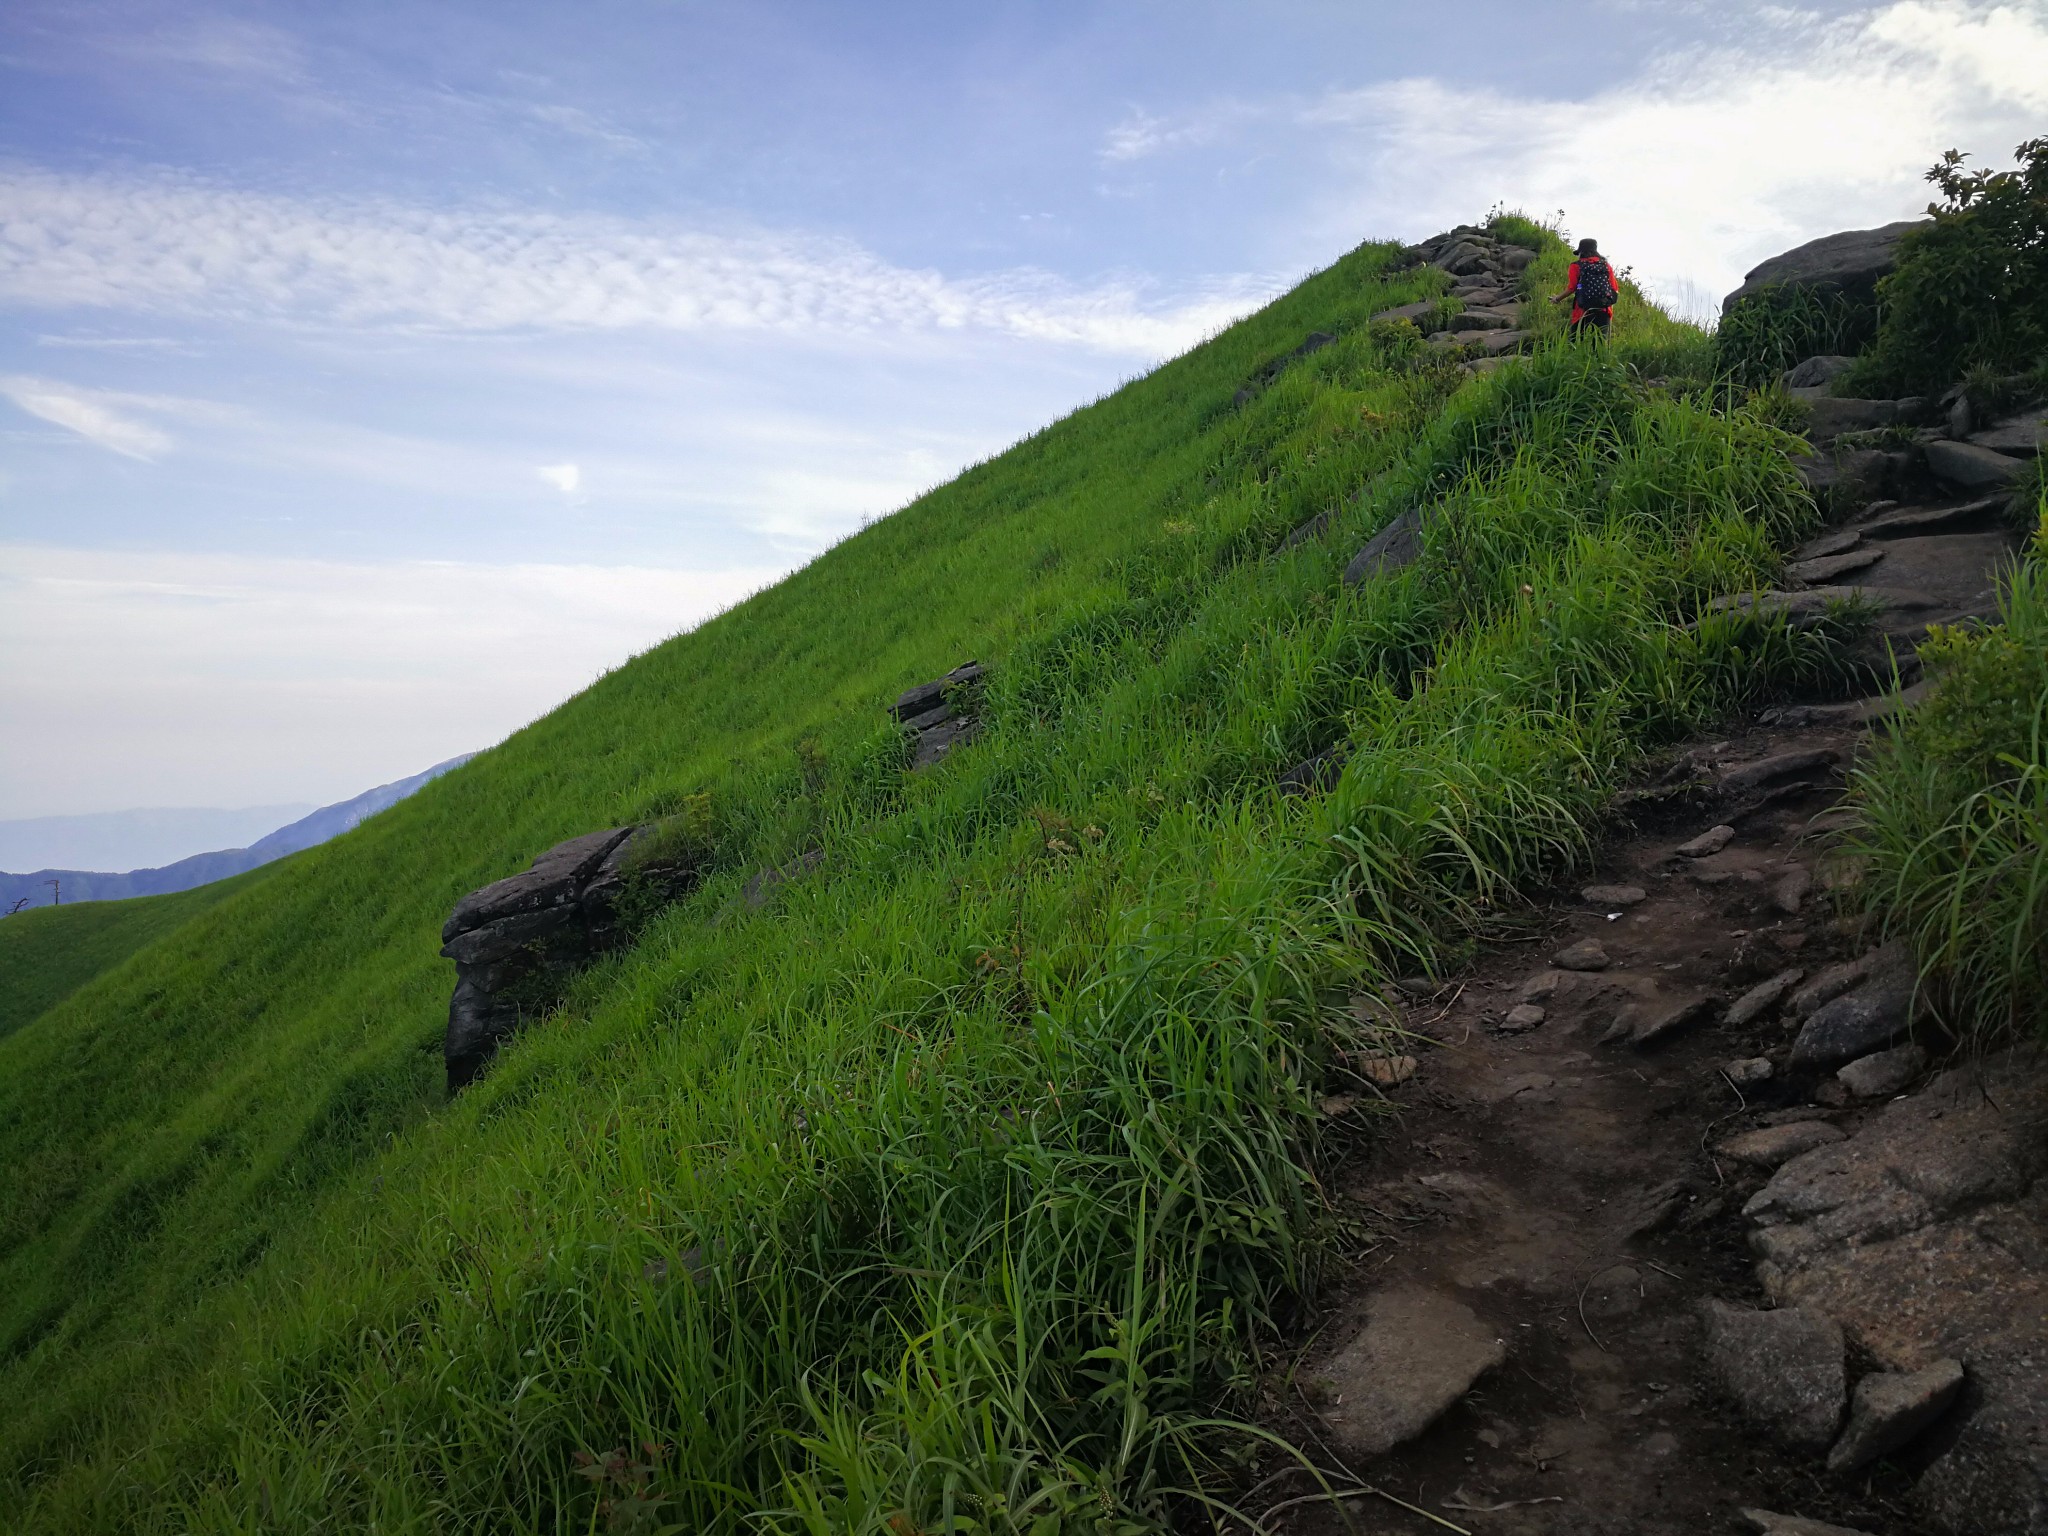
top-left (1257, 351), bottom-right (2044, 1534)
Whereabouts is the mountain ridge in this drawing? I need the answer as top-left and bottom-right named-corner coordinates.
top-left (0, 754), bottom-right (474, 908)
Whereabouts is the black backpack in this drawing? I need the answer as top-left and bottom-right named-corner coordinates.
top-left (1574, 256), bottom-right (1617, 311)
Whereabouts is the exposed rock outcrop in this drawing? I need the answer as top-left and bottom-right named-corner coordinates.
top-left (892, 661), bottom-right (986, 769)
top-left (1741, 1052), bottom-right (2048, 1532)
top-left (1721, 220), bottom-right (1929, 313)
top-left (441, 824), bottom-right (697, 1089)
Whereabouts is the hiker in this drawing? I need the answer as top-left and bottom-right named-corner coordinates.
top-left (1551, 238), bottom-right (1618, 340)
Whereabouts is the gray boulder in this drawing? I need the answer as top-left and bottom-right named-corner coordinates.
top-left (1722, 220), bottom-right (1929, 313)
top-left (1789, 942), bottom-right (1919, 1071)
top-left (1551, 938), bottom-right (1610, 971)
top-left (893, 661), bottom-right (988, 769)
top-left (1784, 355), bottom-right (1858, 389)
top-left (1837, 1042), bottom-right (1926, 1100)
top-left (1343, 508), bottom-right (1424, 585)
top-left (1827, 1358), bottom-right (1965, 1472)
top-left (443, 827), bottom-right (634, 940)
top-left (1926, 439), bottom-right (2029, 489)
top-left (1799, 395), bottom-right (1899, 441)
top-left (1699, 1299), bottom-right (1847, 1451)
top-left (891, 660), bottom-right (986, 728)
top-left (1789, 953), bottom-right (1877, 1019)
top-left (1676, 824), bottom-right (1735, 857)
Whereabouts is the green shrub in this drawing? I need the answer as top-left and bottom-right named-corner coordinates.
top-left (1713, 283), bottom-right (1878, 390)
top-left (1845, 137), bottom-right (2048, 395)
top-left (1851, 510), bottom-right (2048, 1046)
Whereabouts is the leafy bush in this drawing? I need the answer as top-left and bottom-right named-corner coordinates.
top-left (1845, 137), bottom-right (2048, 395)
top-left (1851, 507), bottom-right (2048, 1046)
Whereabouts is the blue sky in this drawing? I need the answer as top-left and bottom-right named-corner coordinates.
top-left (4, 1), bottom-right (2047, 839)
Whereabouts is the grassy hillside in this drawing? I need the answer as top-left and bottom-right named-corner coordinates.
top-left (1, 223), bottom-right (1828, 1532)
top-left (0, 872), bottom-right (263, 1042)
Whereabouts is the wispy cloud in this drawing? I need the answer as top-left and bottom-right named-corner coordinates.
top-left (0, 164), bottom-right (1272, 357)
top-left (0, 376), bottom-right (174, 458)
top-left (536, 462), bottom-right (581, 494)
top-left (526, 102), bottom-right (648, 154)
top-left (1100, 105), bottom-right (1239, 163)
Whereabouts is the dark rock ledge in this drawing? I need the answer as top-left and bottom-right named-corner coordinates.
top-left (441, 824), bottom-right (696, 1090)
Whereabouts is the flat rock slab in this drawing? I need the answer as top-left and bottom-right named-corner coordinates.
top-left (1926, 439), bottom-right (2029, 488)
top-left (1828, 1358), bottom-right (1964, 1472)
top-left (1788, 548), bottom-right (1884, 584)
top-left (1371, 300), bottom-right (1437, 325)
top-left (1499, 1004), bottom-right (1546, 1033)
top-left (1699, 1299), bottom-right (1846, 1451)
top-left (1969, 409), bottom-right (2045, 457)
top-left (1795, 527), bottom-right (1863, 560)
top-left (1738, 1512), bottom-right (1874, 1536)
top-left (1728, 967), bottom-right (1806, 1027)
top-left (1860, 494), bottom-right (2005, 538)
top-left (1581, 883), bottom-right (1647, 907)
top-left (1720, 749), bottom-right (1837, 795)
top-left (1720, 1120), bottom-right (1846, 1168)
top-left (1316, 1285), bottom-right (1506, 1458)
top-left (1676, 824), bottom-right (1736, 857)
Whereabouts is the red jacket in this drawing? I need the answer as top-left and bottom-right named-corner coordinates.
top-left (1565, 257), bottom-right (1617, 322)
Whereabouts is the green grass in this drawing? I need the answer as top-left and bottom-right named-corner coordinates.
top-left (1850, 503), bottom-right (2048, 1048)
top-left (0, 227), bottom-right (1833, 1533)
top-left (0, 872), bottom-right (265, 1042)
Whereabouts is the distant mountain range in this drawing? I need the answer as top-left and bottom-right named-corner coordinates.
top-left (0, 756), bottom-right (474, 909)
top-left (0, 804), bottom-right (318, 874)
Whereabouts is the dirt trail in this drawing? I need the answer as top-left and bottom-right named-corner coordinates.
top-left (1262, 481), bottom-right (2036, 1534)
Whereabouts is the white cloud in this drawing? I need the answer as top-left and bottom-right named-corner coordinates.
top-left (0, 375), bottom-right (174, 458)
top-left (0, 544), bottom-right (781, 816)
top-left (0, 164), bottom-right (1272, 357)
top-left (536, 462), bottom-right (581, 494)
top-left (1115, 0), bottom-right (2048, 309)
top-left (1100, 106), bottom-right (1236, 163)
